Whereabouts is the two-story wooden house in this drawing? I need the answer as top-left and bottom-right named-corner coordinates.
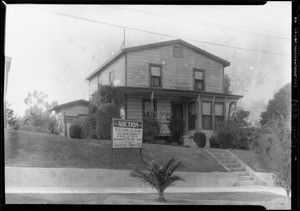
top-left (86, 39), bottom-right (242, 146)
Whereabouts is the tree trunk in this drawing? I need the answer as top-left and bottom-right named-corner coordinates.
top-left (158, 192), bottom-right (167, 202)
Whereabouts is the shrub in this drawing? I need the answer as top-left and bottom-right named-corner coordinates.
top-left (193, 131), bottom-right (206, 148)
top-left (168, 115), bottom-right (184, 145)
top-left (143, 116), bottom-right (160, 143)
top-left (69, 119), bottom-right (85, 139)
top-left (209, 135), bottom-right (220, 148)
top-left (47, 116), bottom-right (63, 135)
top-left (81, 115), bottom-right (97, 139)
top-left (95, 103), bottom-right (120, 140)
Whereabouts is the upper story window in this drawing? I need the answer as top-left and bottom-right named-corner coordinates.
top-left (109, 72), bottom-right (114, 85)
top-left (194, 70), bottom-right (205, 90)
top-left (150, 65), bottom-right (162, 87)
top-left (173, 46), bottom-right (183, 58)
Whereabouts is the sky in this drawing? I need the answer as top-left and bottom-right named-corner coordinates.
top-left (4, 3), bottom-right (291, 124)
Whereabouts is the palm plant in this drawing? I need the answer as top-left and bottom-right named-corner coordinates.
top-left (129, 157), bottom-right (185, 202)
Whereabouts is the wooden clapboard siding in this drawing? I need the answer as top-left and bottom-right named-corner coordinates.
top-left (157, 99), bottom-right (171, 114)
top-left (126, 95), bottom-right (142, 121)
top-left (126, 44), bottom-right (224, 93)
top-left (89, 76), bottom-right (98, 96)
top-left (99, 56), bottom-right (125, 86)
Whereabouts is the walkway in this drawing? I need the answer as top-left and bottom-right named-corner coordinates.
top-left (6, 185), bottom-right (287, 196)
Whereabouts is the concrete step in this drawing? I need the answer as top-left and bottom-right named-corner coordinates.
top-left (238, 175), bottom-right (253, 181)
top-left (239, 180), bottom-right (257, 186)
top-left (218, 158), bottom-right (236, 163)
top-left (225, 163), bottom-right (241, 168)
top-left (214, 155), bottom-right (232, 160)
top-left (229, 167), bottom-right (245, 172)
top-left (236, 172), bottom-right (251, 176)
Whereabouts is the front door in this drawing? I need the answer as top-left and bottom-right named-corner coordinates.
top-left (171, 103), bottom-right (184, 135)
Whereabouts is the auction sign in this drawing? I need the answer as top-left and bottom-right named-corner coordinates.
top-left (112, 119), bottom-right (143, 148)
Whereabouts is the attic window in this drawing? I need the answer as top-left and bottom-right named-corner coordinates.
top-left (173, 46), bottom-right (183, 58)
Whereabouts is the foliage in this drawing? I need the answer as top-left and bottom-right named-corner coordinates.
top-left (213, 108), bottom-right (254, 149)
top-left (95, 103), bottom-right (120, 140)
top-left (47, 116), bottom-right (63, 135)
top-left (130, 157), bottom-right (185, 202)
top-left (193, 132), bottom-right (206, 148)
top-left (69, 119), bottom-right (85, 139)
top-left (224, 73), bottom-right (232, 94)
top-left (81, 115), bottom-right (97, 139)
top-left (23, 90), bottom-right (61, 135)
top-left (89, 85), bottom-right (125, 114)
top-left (5, 102), bottom-right (21, 130)
top-left (260, 83), bottom-right (291, 126)
top-left (143, 116), bottom-right (161, 143)
top-left (209, 135), bottom-right (220, 148)
top-left (168, 115), bottom-right (184, 145)
top-left (250, 117), bottom-right (291, 198)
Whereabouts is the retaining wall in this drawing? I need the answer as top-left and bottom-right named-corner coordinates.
top-left (5, 167), bottom-right (238, 188)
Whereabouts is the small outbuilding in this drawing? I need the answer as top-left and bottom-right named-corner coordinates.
top-left (50, 99), bottom-right (90, 137)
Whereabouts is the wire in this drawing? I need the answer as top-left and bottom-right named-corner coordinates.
top-left (107, 5), bottom-right (290, 41)
top-left (12, 5), bottom-right (88, 71)
top-left (13, 5), bottom-right (291, 72)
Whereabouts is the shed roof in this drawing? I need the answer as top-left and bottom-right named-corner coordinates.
top-left (50, 99), bottom-right (89, 112)
top-left (85, 39), bottom-right (231, 80)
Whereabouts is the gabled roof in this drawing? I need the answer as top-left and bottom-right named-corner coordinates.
top-left (85, 39), bottom-right (231, 81)
top-left (50, 99), bottom-right (89, 112)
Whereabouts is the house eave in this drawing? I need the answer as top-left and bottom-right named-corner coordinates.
top-left (117, 86), bottom-right (243, 99)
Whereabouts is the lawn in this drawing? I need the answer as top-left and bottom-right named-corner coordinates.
top-left (5, 192), bottom-right (291, 209)
top-left (229, 149), bottom-right (273, 173)
top-left (4, 129), bottom-right (225, 172)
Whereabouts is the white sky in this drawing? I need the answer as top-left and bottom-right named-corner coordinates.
top-left (5, 3), bottom-right (291, 123)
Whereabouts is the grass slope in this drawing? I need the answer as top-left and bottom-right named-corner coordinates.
top-left (5, 129), bottom-right (225, 172)
top-left (229, 149), bottom-right (273, 173)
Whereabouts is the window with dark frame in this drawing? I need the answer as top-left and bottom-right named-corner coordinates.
top-left (215, 103), bottom-right (225, 130)
top-left (142, 99), bottom-right (157, 119)
top-left (150, 65), bottom-right (162, 87)
top-left (202, 101), bottom-right (212, 130)
top-left (194, 70), bottom-right (205, 90)
top-left (173, 46), bottom-right (183, 58)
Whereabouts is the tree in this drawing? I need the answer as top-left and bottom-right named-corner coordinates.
top-left (5, 102), bottom-right (21, 130)
top-left (255, 116), bottom-right (291, 198)
top-left (130, 157), bottom-right (185, 202)
top-left (89, 85), bottom-right (124, 114)
top-left (260, 83), bottom-right (291, 126)
top-left (224, 73), bottom-right (232, 94)
top-left (23, 90), bottom-right (61, 134)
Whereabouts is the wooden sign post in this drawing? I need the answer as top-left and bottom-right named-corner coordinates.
top-left (111, 118), bottom-right (143, 166)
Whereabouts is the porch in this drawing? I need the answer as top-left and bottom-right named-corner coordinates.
top-left (118, 86), bottom-right (242, 144)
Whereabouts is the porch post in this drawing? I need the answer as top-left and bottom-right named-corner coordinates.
top-left (212, 96), bottom-right (215, 132)
top-left (196, 95), bottom-right (201, 132)
top-left (224, 97), bottom-right (228, 121)
top-left (151, 91), bottom-right (155, 112)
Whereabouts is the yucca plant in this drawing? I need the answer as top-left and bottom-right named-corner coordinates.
top-left (129, 157), bottom-right (185, 202)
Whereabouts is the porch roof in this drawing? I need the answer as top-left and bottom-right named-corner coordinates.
top-left (117, 86), bottom-right (243, 99)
